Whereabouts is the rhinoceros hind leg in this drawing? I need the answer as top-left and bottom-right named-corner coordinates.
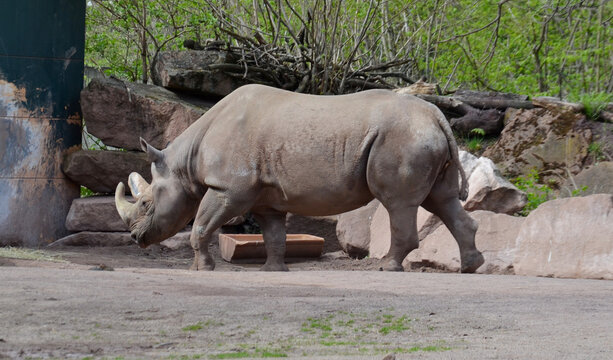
top-left (421, 169), bottom-right (483, 273)
top-left (381, 204), bottom-right (419, 272)
top-left (253, 212), bottom-right (289, 272)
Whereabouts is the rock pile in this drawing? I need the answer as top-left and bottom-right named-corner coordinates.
top-left (58, 75), bottom-right (215, 247)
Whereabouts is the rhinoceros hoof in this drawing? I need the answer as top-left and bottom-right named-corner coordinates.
top-left (382, 259), bottom-right (404, 272)
top-left (260, 262), bottom-right (289, 272)
top-left (189, 257), bottom-right (215, 271)
top-left (460, 250), bottom-right (485, 273)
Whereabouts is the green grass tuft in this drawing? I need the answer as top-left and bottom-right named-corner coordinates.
top-left (0, 247), bottom-right (67, 263)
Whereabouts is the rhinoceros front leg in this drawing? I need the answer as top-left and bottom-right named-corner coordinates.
top-left (252, 212), bottom-right (289, 272)
top-left (190, 190), bottom-right (245, 271)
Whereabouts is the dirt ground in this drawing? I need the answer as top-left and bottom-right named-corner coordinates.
top-left (1, 244), bottom-right (612, 360)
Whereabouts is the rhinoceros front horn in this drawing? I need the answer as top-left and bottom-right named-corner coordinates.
top-left (128, 172), bottom-right (149, 198)
top-left (115, 182), bottom-right (136, 225)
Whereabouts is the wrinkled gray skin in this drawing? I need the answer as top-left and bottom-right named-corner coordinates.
top-left (116, 84), bottom-right (484, 272)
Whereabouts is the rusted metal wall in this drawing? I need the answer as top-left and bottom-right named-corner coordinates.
top-left (0, 1), bottom-right (85, 246)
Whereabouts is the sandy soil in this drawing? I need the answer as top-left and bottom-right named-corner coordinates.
top-left (1, 244), bottom-right (612, 360)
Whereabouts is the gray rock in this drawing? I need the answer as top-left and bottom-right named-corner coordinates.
top-left (483, 107), bottom-right (592, 181)
top-left (513, 194), bottom-right (613, 279)
top-left (335, 200), bottom-right (379, 258)
top-left (369, 206), bottom-right (437, 259)
top-left (461, 152), bottom-right (527, 214)
top-left (81, 77), bottom-right (211, 150)
top-left (152, 50), bottom-right (250, 98)
top-left (65, 196), bottom-right (128, 232)
top-left (404, 210), bottom-right (524, 274)
top-left (561, 162), bottom-right (613, 197)
top-left (62, 149), bottom-right (150, 194)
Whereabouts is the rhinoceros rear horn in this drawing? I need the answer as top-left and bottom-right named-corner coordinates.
top-left (140, 137), bottom-right (164, 163)
top-left (115, 182), bottom-right (136, 225)
top-left (128, 172), bottom-right (150, 198)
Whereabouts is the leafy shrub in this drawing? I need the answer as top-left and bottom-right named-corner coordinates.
top-left (512, 170), bottom-right (553, 216)
top-left (513, 169), bottom-right (588, 216)
top-left (576, 93), bottom-right (613, 121)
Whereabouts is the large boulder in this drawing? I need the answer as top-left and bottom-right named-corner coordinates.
top-left (285, 214), bottom-right (341, 253)
top-left (335, 200), bottom-right (379, 258)
top-left (369, 206), bottom-right (438, 259)
top-left (461, 152), bottom-right (527, 214)
top-left (62, 149), bottom-right (150, 194)
top-left (152, 50), bottom-right (250, 98)
top-left (65, 196), bottom-right (129, 232)
top-left (483, 103), bottom-right (592, 180)
top-left (404, 210), bottom-right (524, 274)
top-left (81, 77), bottom-right (211, 150)
top-left (560, 162), bottom-right (613, 197)
top-left (513, 194), bottom-right (613, 279)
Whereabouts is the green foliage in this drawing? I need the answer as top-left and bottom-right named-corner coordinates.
top-left (80, 186), bottom-right (95, 198)
top-left (85, 1), bottom-right (613, 96)
top-left (513, 169), bottom-right (590, 215)
top-left (463, 128), bottom-right (486, 153)
top-left (512, 169), bottom-right (553, 216)
top-left (181, 323), bottom-right (203, 332)
top-left (576, 93), bottom-right (613, 121)
top-left (588, 141), bottom-right (606, 161)
top-left (470, 128), bottom-right (486, 137)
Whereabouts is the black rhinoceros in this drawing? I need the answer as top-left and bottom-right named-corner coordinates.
top-left (115, 84), bottom-right (484, 272)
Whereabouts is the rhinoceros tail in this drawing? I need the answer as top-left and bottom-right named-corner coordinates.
top-left (434, 111), bottom-right (468, 201)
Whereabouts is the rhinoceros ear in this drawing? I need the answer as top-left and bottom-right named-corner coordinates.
top-left (140, 137), bottom-right (164, 163)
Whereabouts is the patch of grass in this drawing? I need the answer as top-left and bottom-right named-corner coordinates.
top-left (181, 319), bottom-right (223, 332)
top-left (588, 141), bottom-right (607, 161)
top-left (210, 349), bottom-right (287, 359)
top-left (0, 247), bottom-right (67, 263)
top-left (304, 317), bottom-right (332, 332)
top-left (576, 92), bottom-right (613, 121)
top-left (181, 323), bottom-right (203, 332)
top-left (209, 352), bottom-right (250, 359)
top-left (258, 350), bottom-right (287, 358)
top-left (319, 340), bottom-right (358, 346)
top-left (379, 315), bottom-right (411, 335)
top-left (465, 136), bottom-right (483, 152)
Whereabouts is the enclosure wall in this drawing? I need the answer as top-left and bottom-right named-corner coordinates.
top-left (0, 1), bottom-right (85, 246)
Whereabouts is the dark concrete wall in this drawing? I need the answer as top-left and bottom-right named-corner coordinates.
top-left (0, 1), bottom-right (85, 246)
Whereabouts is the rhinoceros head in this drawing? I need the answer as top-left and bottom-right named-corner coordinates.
top-left (115, 138), bottom-right (197, 248)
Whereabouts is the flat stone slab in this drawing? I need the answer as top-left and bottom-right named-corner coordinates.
top-left (62, 150), bottom-right (151, 194)
top-left (49, 231), bottom-right (191, 247)
top-left (65, 196), bottom-right (129, 232)
top-left (81, 77), bottom-right (211, 150)
top-left (219, 234), bottom-right (324, 262)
